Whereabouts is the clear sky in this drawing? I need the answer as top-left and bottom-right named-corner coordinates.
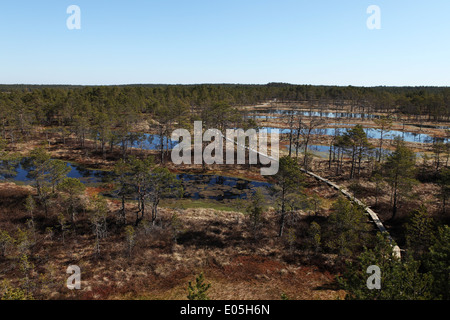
top-left (0, 0), bottom-right (449, 86)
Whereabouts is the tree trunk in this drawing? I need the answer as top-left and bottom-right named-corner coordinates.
top-left (278, 187), bottom-right (286, 237)
top-left (392, 179), bottom-right (398, 220)
top-left (120, 193), bottom-right (126, 225)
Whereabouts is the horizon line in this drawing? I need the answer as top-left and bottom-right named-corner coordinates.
top-left (1, 83), bottom-right (449, 89)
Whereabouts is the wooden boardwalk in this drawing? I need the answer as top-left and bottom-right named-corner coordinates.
top-left (222, 131), bottom-right (402, 258)
top-left (300, 168), bottom-right (401, 259)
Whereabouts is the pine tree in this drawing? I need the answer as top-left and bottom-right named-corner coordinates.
top-left (124, 225), bottom-right (135, 257)
top-left (341, 125), bottom-right (372, 179)
top-left (326, 197), bottom-right (371, 257)
top-left (1, 281), bottom-right (34, 300)
top-left (307, 221), bottom-right (321, 253)
top-left (24, 195), bottom-right (36, 242)
top-left (338, 233), bottom-right (433, 300)
top-left (373, 117), bottom-right (393, 162)
top-left (437, 167), bottom-right (450, 214)
top-left (423, 225), bottom-right (450, 300)
top-left (170, 211), bottom-right (184, 243)
top-left (187, 272), bottom-right (211, 300)
top-left (272, 156), bottom-right (305, 237)
top-left (89, 195), bottom-right (108, 255)
top-left (0, 230), bottom-right (13, 258)
top-left (405, 205), bottom-right (436, 257)
top-left (383, 138), bottom-right (417, 220)
top-left (57, 177), bottom-right (86, 223)
top-left (245, 188), bottom-right (266, 236)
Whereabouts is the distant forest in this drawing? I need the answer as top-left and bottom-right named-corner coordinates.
top-left (1, 83), bottom-right (449, 120)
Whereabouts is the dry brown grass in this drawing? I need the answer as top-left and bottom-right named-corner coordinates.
top-left (0, 183), bottom-right (344, 300)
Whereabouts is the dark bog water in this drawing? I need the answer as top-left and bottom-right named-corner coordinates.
top-left (0, 159), bottom-right (108, 184)
top-left (261, 126), bottom-right (448, 144)
top-left (131, 133), bottom-right (178, 150)
top-left (0, 158), bottom-right (271, 201)
top-left (252, 109), bottom-right (381, 119)
top-left (177, 173), bottom-right (271, 200)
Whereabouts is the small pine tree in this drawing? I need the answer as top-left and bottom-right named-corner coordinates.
top-left (308, 221), bottom-right (321, 253)
top-left (326, 197), bottom-right (371, 257)
top-left (124, 225), bottom-right (135, 257)
top-left (1, 281), bottom-right (34, 300)
top-left (15, 228), bottom-right (33, 255)
top-left (245, 188), bottom-right (266, 236)
top-left (187, 272), bottom-right (211, 300)
top-left (19, 254), bottom-right (35, 295)
top-left (309, 194), bottom-right (323, 216)
top-left (405, 205), bottom-right (436, 257)
top-left (286, 227), bottom-right (297, 253)
top-left (24, 195), bottom-right (36, 227)
top-left (170, 212), bottom-right (183, 243)
top-left (57, 177), bottom-right (86, 223)
top-left (24, 197), bottom-right (36, 243)
top-left (45, 227), bottom-right (54, 240)
top-left (423, 225), bottom-right (450, 300)
top-left (57, 213), bottom-right (68, 244)
top-left (89, 195), bottom-right (108, 255)
top-left (338, 232), bottom-right (433, 300)
top-left (0, 230), bottom-right (13, 258)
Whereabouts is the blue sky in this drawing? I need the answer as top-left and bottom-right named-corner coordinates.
top-left (0, 0), bottom-right (449, 86)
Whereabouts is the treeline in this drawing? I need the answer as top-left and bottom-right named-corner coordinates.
top-left (1, 83), bottom-right (450, 122)
top-left (0, 86), bottom-right (251, 162)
